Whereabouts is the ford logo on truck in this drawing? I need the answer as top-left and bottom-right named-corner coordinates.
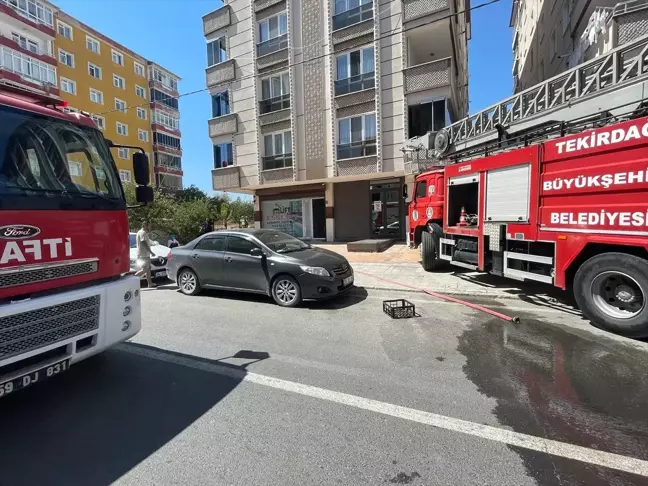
top-left (0, 225), bottom-right (41, 240)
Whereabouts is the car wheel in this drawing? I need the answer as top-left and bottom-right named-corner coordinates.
top-left (178, 268), bottom-right (201, 296)
top-left (272, 275), bottom-right (302, 307)
top-left (573, 252), bottom-right (648, 337)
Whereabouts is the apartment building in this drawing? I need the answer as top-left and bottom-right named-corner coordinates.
top-left (0, 0), bottom-right (182, 189)
top-left (203, 0), bottom-right (469, 242)
top-left (509, 0), bottom-right (623, 92)
top-left (148, 61), bottom-right (183, 191)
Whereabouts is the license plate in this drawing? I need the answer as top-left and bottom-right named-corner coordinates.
top-left (343, 275), bottom-right (354, 287)
top-left (0, 358), bottom-right (70, 398)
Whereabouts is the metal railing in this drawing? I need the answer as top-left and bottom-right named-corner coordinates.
top-left (259, 94), bottom-right (290, 114)
top-left (334, 72), bottom-right (375, 96)
top-left (440, 34), bottom-right (648, 156)
top-left (262, 153), bottom-right (293, 170)
top-left (614, 0), bottom-right (648, 15)
top-left (332, 3), bottom-right (373, 31)
top-left (337, 139), bottom-right (377, 159)
top-left (257, 33), bottom-right (288, 57)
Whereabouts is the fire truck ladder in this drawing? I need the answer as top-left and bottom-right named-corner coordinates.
top-left (438, 33), bottom-right (648, 158)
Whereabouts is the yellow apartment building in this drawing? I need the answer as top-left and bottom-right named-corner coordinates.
top-left (53, 11), bottom-right (155, 185)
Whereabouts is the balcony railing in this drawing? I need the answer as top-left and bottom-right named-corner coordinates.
top-left (259, 94), bottom-right (290, 114)
top-left (335, 72), bottom-right (375, 96)
top-left (0, 46), bottom-right (56, 87)
top-left (402, 0), bottom-right (449, 22)
top-left (403, 57), bottom-right (451, 94)
top-left (262, 153), bottom-right (293, 170)
top-left (257, 33), bottom-right (288, 57)
top-left (332, 3), bottom-right (373, 31)
top-left (337, 139), bottom-right (377, 159)
top-left (203, 5), bottom-right (231, 35)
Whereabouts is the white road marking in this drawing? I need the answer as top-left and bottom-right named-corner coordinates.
top-left (120, 344), bottom-right (648, 477)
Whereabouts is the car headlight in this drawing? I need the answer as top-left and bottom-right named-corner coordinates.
top-left (300, 266), bottom-right (330, 277)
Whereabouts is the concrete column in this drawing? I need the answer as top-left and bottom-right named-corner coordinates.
top-left (325, 182), bottom-right (335, 242)
top-left (253, 194), bottom-right (261, 229)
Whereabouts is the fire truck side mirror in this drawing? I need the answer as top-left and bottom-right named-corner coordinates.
top-left (132, 152), bottom-right (150, 186)
top-left (136, 186), bottom-right (154, 203)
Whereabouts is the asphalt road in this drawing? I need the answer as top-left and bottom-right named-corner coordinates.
top-left (1, 284), bottom-right (648, 485)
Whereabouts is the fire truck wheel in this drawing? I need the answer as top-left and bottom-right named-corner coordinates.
top-left (574, 253), bottom-right (648, 337)
top-left (421, 231), bottom-right (438, 271)
top-left (178, 268), bottom-right (201, 296)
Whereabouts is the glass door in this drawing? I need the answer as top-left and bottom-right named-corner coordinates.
top-left (370, 180), bottom-right (402, 238)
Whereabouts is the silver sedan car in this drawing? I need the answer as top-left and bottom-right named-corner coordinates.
top-left (165, 229), bottom-right (354, 307)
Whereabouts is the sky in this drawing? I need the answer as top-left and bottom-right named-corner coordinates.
top-left (54, 0), bottom-right (514, 194)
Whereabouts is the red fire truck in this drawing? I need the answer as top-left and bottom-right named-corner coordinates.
top-left (0, 85), bottom-right (153, 398)
top-left (406, 37), bottom-right (648, 337)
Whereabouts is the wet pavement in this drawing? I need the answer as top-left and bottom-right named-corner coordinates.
top-left (2, 286), bottom-right (648, 485)
top-left (458, 316), bottom-right (648, 485)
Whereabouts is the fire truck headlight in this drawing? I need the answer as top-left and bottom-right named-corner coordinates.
top-left (124, 291), bottom-right (132, 302)
top-left (122, 321), bottom-right (131, 332)
top-left (123, 306), bottom-right (132, 317)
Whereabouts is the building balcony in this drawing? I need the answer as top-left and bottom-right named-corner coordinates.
top-left (203, 5), bottom-right (230, 36)
top-left (206, 59), bottom-right (236, 87)
top-left (0, 4), bottom-right (55, 38)
top-left (151, 123), bottom-right (181, 138)
top-left (337, 139), bottom-right (377, 160)
top-left (403, 57), bottom-right (451, 94)
top-left (333, 3), bottom-right (373, 31)
top-left (149, 79), bottom-right (179, 97)
top-left (0, 35), bottom-right (55, 65)
top-left (334, 72), bottom-right (375, 96)
top-left (154, 164), bottom-right (183, 176)
top-left (153, 144), bottom-right (182, 157)
top-left (402, 0), bottom-right (449, 23)
top-left (208, 113), bottom-right (238, 137)
top-left (150, 102), bottom-right (180, 114)
top-left (212, 166), bottom-right (241, 191)
top-left (259, 94), bottom-right (290, 114)
top-left (0, 46), bottom-right (58, 96)
top-left (262, 153), bottom-right (293, 171)
top-left (257, 34), bottom-right (288, 57)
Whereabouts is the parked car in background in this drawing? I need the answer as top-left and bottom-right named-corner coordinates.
top-left (129, 232), bottom-right (171, 280)
top-left (166, 229), bottom-right (354, 307)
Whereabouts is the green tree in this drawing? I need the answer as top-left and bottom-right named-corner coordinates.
top-left (174, 185), bottom-right (207, 203)
top-left (123, 184), bottom-right (176, 233)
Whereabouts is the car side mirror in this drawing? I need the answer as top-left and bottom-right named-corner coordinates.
top-left (250, 248), bottom-right (264, 257)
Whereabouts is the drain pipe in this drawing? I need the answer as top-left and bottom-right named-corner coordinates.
top-left (356, 270), bottom-right (521, 323)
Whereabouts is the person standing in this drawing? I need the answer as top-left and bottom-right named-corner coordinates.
top-left (135, 220), bottom-right (156, 288)
top-left (167, 234), bottom-right (179, 248)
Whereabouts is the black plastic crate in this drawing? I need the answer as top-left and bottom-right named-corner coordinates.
top-left (383, 299), bottom-right (416, 319)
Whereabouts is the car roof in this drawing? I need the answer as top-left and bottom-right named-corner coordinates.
top-left (205, 228), bottom-right (282, 238)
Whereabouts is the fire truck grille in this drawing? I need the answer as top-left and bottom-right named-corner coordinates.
top-left (0, 295), bottom-right (100, 361)
top-left (0, 260), bottom-right (98, 289)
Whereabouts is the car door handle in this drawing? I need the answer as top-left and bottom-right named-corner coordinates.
top-left (225, 256), bottom-right (232, 263)
top-left (191, 254), bottom-right (199, 259)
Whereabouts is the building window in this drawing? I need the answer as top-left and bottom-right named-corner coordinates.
top-left (7, 0), bottom-right (53, 26)
top-left (89, 88), bottom-right (103, 104)
top-left (213, 143), bottom-right (233, 169)
top-left (11, 33), bottom-right (39, 54)
top-left (60, 77), bottom-right (76, 94)
top-left (211, 91), bottom-right (230, 117)
top-left (337, 112), bottom-right (376, 159)
top-left (86, 35), bottom-right (100, 53)
top-left (114, 98), bottom-right (127, 112)
top-left (207, 37), bottom-right (227, 66)
top-left (408, 98), bottom-right (448, 137)
top-left (260, 72), bottom-right (290, 114)
top-left (118, 148), bottom-right (129, 160)
top-left (150, 67), bottom-right (178, 92)
top-left (91, 114), bottom-right (105, 130)
top-left (58, 48), bottom-right (74, 67)
top-left (2, 47), bottom-right (56, 85)
top-left (57, 20), bottom-right (73, 40)
top-left (259, 13), bottom-right (287, 43)
top-left (113, 74), bottom-right (125, 89)
top-left (335, 46), bottom-right (375, 95)
top-left (151, 88), bottom-right (179, 110)
top-left (138, 129), bottom-right (149, 142)
top-left (68, 161), bottom-right (82, 177)
top-left (119, 169), bottom-right (131, 182)
top-left (135, 85), bottom-right (146, 98)
top-left (116, 122), bottom-right (128, 136)
top-left (333, 0), bottom-right (373, 31)
top-left (111, 49), bottom-right (124, 66)
top-left (134, 62), bottom-right (145, 77)
top-left (155, 152), bottom-right (182, 170)
top-left (154, 132), bottom-right (181, 149)
top-left (137, 107), bottom-right (147, 120)
top-left (262, 131), bottom-right (292, 170)
top-left (88, 62), bottom-right (102, 79)
top-left (153, 111), bottom-right (180, 131)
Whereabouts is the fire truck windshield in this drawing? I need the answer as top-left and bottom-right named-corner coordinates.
top-left (0, 104), bottom-right (124, 210)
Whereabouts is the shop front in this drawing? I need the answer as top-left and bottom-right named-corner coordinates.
top-left (259, 187), bottom-right (327, 240)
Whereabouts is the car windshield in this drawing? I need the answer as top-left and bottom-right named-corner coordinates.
top-left (258, 230), bottom-right (310, 253)
top-left (0, 104), bottom-right (124, 208)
